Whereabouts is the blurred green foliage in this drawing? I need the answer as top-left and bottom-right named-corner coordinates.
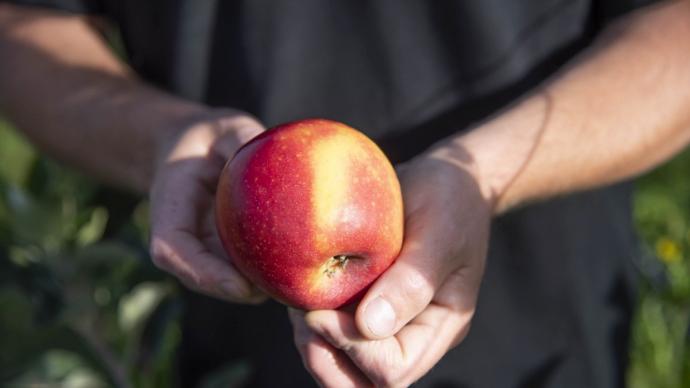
top-left (0, 115), bottom-right (689, 387)
top-left (629, 150), bottom-right (690, 388)
top-left (0, 118), bottom-right (182, 388)
top-left (0, 119), bottom-right (250, 388)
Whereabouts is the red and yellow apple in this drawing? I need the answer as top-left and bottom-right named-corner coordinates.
top-left (215, 119), bottom-right (404, 310)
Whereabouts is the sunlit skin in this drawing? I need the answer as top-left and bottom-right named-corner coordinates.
top-left (216, 119), bottom-right (404, 309)
top-left (3, 2), bottom-right (690, 387)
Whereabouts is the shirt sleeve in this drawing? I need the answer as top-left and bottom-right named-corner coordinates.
top-left (0, 0), bottom-right (104, 14)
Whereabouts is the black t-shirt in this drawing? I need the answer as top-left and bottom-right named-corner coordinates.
top-left (3, 1), bottom-right (658, 387)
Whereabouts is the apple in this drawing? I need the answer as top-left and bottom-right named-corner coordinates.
top-left (215, 119), bottom-right (404, 309)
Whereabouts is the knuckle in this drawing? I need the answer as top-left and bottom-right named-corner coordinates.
top-left (303, 342), bottom-right (329, 375)
top-left (292, 338), bottom-right (309, 360)
top-left (180, 270), bottom-right (204, 290)
top-left (148, 237), bottom-right (213, 296)
top-left (399, 269), bottom-right (434, 308)
top-left (456, 321), bottom-right (473, 344)
top-left (443, 271), bottom-right (480, 312)
top-left (178, 273), bottom-right (205, 294)
top-left (372, 369), bottom-right (405, 388)
top-left (303, 354), bottom-right (319, 375)
top-left (149, 242), bottom-right (171, 271)
top-left (450, 322), bottom-right (472, 349)
top-left (365, 354), bottom-right (407, 387)
top-left (320, 328), bottom-right (351, 352)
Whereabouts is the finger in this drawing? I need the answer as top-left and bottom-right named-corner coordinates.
top-left (389, 303), bottom-right (472, 385)
top-left (150, 232), bottom-right (266, 303)
top-left (387, 269), bottom-right (479, 381)
top-left (209, 115), bottom-right (264, 158)
top-left (150, 166), bottom-right (265, 303)
top-left (289, 309), bottom-right (372, 388)
top-left (200, 208), bottom-right (228, 257)
top-left (354, 209), bottom-right (461, 339)
top-left (163, 114), bottom-right (263, 167)
top-left (306, 303), bottom-right (472, 387)
top-left (305, 338), bottom-right (373, 388)
top-left (304, 309), bottom-right (405, 386)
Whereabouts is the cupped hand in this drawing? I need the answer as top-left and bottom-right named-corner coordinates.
top-left (149, 109), bottom-right (268, 303)
top-left (290, 148), bottom-right (494, 387)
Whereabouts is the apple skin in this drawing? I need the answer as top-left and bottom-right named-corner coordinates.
top-left (215, 119), bottom-right (404, 310)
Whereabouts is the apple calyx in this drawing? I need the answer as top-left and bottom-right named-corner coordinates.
top-left (323, 255), bottom-right (355, 278)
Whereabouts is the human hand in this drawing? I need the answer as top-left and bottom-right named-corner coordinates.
top-left (289, 148), bottom-right (494, 387)
top-left (149, 109), bottom-right (268, 303)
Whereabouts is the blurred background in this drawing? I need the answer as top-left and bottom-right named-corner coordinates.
top-left (0, 112), bottom-right (689, 387)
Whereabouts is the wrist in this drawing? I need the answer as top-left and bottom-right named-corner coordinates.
top-left (423, 140), bottom-right (499, 215)
top-left (448, 93), bottom-right (556, 214)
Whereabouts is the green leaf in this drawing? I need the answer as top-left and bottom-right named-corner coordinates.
top-left (5, 350), bottom-right (109, 388)
top-left (0, 120), bottom-right (36, 187)
top-left (118, 282), bottom-right (168, 333)
top-left (76, 207), bottom-right (109, 247)
top-left (0, 288), bottom-right (126, 387)
top-left (131, 296), bottom-right (182, 388)
top-left (5, 185), bottom-right (71, 251)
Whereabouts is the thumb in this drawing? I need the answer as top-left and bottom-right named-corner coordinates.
top-left (355, 228), bottom-right (455, 339)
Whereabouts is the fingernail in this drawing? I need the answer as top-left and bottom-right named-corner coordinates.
top-left (364, 297), bottom-right (396, 337)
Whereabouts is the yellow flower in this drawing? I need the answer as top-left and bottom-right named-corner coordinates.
top-left (656, 237), bottom-right (681, 264)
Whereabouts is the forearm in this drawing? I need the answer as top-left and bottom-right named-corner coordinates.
top-left (0, 4), bottom-right (207, 193)
top-left (439, 1), bottom-right (690, 213)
